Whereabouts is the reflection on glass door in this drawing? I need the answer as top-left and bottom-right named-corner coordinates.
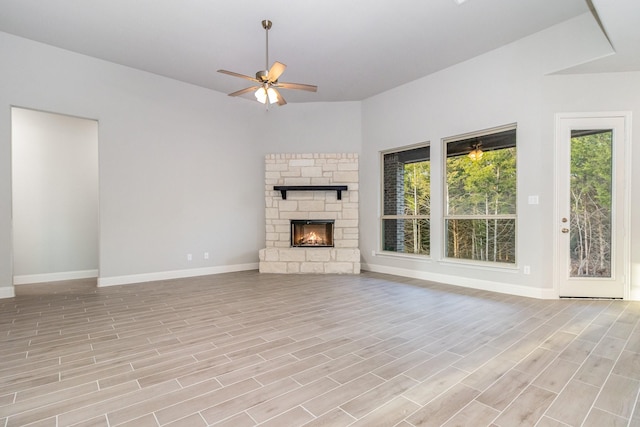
top-left (569, 130), bottom-right (612, 278)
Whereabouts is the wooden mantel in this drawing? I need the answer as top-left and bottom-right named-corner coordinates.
top-left (273, 185), bottom-right (348, 200)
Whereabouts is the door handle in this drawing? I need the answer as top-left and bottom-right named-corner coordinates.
top-left (561, 228), bottom-right (569, 233)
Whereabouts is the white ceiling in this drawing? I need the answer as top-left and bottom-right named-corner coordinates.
top-left (0, 0), bottom-right (638, 103)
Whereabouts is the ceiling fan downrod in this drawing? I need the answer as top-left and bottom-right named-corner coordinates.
top-left (262, 20), bottom-right (272, 72)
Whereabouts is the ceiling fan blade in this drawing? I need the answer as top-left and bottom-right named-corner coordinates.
top-left (217, 69), bottom-right (260, 83)
top-left (267, 61), bottom-right (287, 82)
top-left (272, 88), bottom-right (287, 106)
top-left (276, 82), bottom-right (318, 92)
top-left (228, 86), bottom-right (258, 97)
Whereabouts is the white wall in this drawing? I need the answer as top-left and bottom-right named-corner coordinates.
top-left (0, 31), bottom-right (361, 295)
top-left (542, 72), bottom-right (640, 299)
top-left (12, 108), bottom-right (98, 283)
top-left (359, 13), bottom-right (639, 299)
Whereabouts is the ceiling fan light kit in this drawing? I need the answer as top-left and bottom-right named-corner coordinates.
top-left (255, 86), bottom-right (278, 104)
top-left (468, 144), bottom-right (483, 161)
top-left (217, 19), bottom-right (317, 108)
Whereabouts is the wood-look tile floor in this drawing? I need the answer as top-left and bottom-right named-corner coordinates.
top-left (1, 271), bottom-right (640, 427)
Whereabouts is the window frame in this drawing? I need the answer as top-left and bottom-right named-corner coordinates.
top-left (442, 124), bottom-right (517, 266)
top-left (380, 142), bottom-right (431, 257)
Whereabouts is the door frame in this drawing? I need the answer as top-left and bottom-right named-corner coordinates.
top-left (553, 111), bottom-right (632, 299)
top-left (11, 106), bottom-right (100, 286)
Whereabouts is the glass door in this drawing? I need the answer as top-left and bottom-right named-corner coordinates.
top-left (555, 114), bottom-right (628, 298)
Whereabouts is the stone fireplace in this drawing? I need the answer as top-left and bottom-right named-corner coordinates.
top-left (259, 153), bottom-right (360, 274)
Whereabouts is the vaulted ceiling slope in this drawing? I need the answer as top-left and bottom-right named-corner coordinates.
top-left (0, 0), bottom-right (638, 103)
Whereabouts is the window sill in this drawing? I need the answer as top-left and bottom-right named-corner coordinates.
top-left (373, 253), bottom-right (518, 272)
top-left (373, 251), bottom-right (432, 262)
top-left (438, 258), bottom-right (519, 273)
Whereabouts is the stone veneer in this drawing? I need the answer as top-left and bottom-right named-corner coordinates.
top-left (259, 153), bottom-right (360, 274)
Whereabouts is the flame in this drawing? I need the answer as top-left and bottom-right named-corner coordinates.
top-left (307, 231), bottom-right (319, 244)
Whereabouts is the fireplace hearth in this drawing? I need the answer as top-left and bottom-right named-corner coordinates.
top-left (291, 220), bottom-right (334, 247)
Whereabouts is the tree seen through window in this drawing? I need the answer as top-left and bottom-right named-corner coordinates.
top-left (445, 127), bottom-right (517, 263)
top-left (382, 146), bottom-right (430, 255)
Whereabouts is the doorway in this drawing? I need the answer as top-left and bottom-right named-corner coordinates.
top-left (555, 113), bottom-right (629, 298)
top-left (11, 107), bottom-right (99, 285)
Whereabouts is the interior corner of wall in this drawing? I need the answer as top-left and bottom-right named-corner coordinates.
top-left (0, 285), bottom-right (16, 299)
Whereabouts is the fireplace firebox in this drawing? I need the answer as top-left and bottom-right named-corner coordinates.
top-left (291, 220), bottom-right (334, 247)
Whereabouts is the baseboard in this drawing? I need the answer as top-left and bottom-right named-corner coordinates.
top-left (97, 263), bottom-right (259, 287)
top-left (13, 269), bottom-right (99, 285)
top-left (0, 286), bottom-right (15, 299)
top-left (362, 262), bottom-right (557, 300)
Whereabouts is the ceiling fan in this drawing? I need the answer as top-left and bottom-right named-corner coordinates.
top-left (217, 20), bottom-right (317, 107)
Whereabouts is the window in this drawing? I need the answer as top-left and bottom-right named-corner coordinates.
top-left (444, 125), bottom-right (516, 264)
top-left (381, 145), bottom-right (430, 255)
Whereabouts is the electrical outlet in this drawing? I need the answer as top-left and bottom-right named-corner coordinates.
top-left (187, 253), bottom-right (193, 261)
top-left (204, 252), bottom-right (209, 260)
top-left (371, 250), bottom-right (376, 257)
top-left (523, 265), bottom-right (531, 275)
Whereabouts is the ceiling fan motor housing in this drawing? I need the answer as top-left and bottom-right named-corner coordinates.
top-left (256, 70), bottom-right (268, 81)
